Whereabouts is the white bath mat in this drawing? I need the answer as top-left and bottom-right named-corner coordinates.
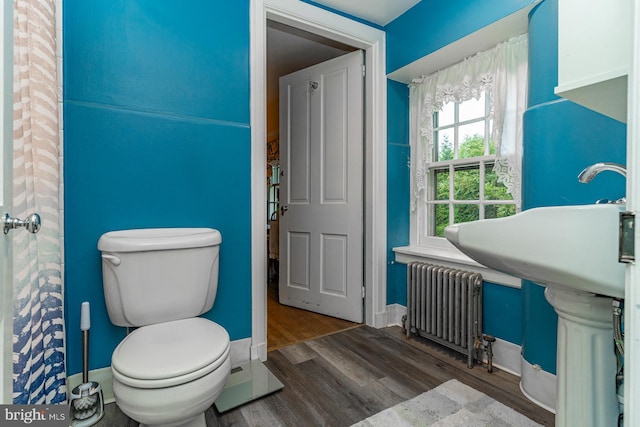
top-left (352, 379), bottom-right (543, 427)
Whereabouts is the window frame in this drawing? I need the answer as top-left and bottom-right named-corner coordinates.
top-left (394, 29), bottom-right (530, 291)
top-left (401, 90), bottom-right (522, 288)
top-left (417, 93), bottom-right (517, 244)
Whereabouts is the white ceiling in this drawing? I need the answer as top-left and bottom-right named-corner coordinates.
top-left (267, 22), bottom-right (355, 81)
top-left (266, 22), bottom-right (355, 141)
top-left (311, 0), bottom-right (421, 26)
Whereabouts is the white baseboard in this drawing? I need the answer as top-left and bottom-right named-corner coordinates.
top-left (232, 337), bottom-right (252, 367)
top-left (67, 337), bottom-right (253, 405)
top-left (385, 303), bottom-right (407, 327)
top-left (371, 310), bottom-right (390, 329)
top-left (250, 339), bottom-right (267, 362)
top-left (485, 337), bottom-right (521, 377)
top-left (520, 355), bottom-right (557, 413)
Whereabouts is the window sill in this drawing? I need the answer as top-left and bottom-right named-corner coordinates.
top-left (393, 241), bottom-right (521, 289)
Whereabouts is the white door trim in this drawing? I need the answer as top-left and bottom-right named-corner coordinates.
top-left (250, 0), bottom-right (387, 361)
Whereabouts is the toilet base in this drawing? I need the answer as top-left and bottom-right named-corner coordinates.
top-left (140, 413), bottom-right (205, 427)
top-left (113, 353), bottom-right (231, 427)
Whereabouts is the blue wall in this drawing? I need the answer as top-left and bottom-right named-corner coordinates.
top-left (386, 80), bottom-right (410, 305)
top-left (483, 282), bottom-right (522, 344)
top-left (386, 0), bottom-right (537, 74)
top-left (63, 0), bottom-right (251, 375)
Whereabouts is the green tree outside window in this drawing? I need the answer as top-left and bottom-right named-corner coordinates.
top-left (433, 134), bottom-right (515, 237)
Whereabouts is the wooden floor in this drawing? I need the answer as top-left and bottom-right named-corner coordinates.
top-left (267, 285), bottom-right (359, 351)
top-left (97, 325), bottom-right (555, 427)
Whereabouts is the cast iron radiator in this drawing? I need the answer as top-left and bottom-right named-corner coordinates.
top-left (404, 262), bottom-right (483, 368)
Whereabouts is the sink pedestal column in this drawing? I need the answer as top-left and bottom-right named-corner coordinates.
top-left (545, 288), bottom-right (619, 427)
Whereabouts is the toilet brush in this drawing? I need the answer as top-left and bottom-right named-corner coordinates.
top-left (69, 302), bottom-right (104, 427)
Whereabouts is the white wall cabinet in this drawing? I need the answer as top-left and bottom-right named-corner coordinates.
top-left (555, 0), bottom-right (631, 122)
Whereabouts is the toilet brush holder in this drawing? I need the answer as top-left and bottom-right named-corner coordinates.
top-left (69, 302), bottom-right (104, 427)
top-left (69, 380), bottom-right (104, 426)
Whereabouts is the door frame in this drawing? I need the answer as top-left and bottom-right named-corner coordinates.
top-left (250, 0), bottom-right (387, 360)
top-left (625, 1), bottom-right (640, 423)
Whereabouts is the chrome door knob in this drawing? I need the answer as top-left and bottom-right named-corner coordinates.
top-left (3, 212), bottom-right (41, 234)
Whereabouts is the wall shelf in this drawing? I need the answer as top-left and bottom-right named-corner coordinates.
top-left (554, 0), bottom-right (631, 123)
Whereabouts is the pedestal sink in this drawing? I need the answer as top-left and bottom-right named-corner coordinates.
top-left (445, 203), bottom-right (625, 427)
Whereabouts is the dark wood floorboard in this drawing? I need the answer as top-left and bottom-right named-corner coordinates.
top-left (97, 325), bottom-right (554, 427)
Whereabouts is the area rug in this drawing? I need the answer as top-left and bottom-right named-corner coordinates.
top-left (352, 379), bottom-right (542, 427)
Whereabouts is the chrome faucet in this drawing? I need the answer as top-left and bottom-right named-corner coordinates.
top-left (578, 162), bottom-right (627, 183)
top-left (578, 162), bottom-right (627, 205)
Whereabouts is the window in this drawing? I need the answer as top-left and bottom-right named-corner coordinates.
top-left (428, 93), bottom-right (517, 237)
top-left (409, 34), bottom-right (527, 249)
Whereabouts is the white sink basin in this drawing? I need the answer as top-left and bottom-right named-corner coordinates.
top-left (444, 204), bottom-right (625, 298)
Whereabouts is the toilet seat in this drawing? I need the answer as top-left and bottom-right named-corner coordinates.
top-left (111, 317), bottom-right (230, 389)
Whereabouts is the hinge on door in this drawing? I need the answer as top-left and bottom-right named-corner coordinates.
top-left (619, 211), bottom-right (635, 263)
top-left (362, 285), bottom-right (365, 298)
top-left (362, 64), bottom-right (366, 77)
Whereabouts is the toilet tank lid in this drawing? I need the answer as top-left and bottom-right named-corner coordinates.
top-left (98, 228), bottom-right (221, 252)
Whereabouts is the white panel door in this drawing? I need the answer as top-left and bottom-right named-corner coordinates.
top-left (278, 50), bottom-right (364, 323)
top-left (0, 0), bottom-right (12, 403)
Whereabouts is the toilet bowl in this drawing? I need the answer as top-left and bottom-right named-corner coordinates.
top-left (98, 228), bottom-right (231, 427)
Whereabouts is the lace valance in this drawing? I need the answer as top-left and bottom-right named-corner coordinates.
top-left (409, 34), bottom-right (528, 210)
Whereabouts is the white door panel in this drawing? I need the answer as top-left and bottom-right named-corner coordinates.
top-left (279, 50), bottom-right (363, 323)
top-left (322, 69), bottom-right (348, 203)
top-left (288, 80), bottom-right (311, 204)
top-left (288, 232), bottom-right (310, 290)
top-left (321, 234), bottom-right (347, 295)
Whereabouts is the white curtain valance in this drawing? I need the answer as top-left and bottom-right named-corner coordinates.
top-left (409, 34), bottom-right (528, 210)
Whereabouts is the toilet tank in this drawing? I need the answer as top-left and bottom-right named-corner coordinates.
top-left (98, 228), bottom-right (222, 327)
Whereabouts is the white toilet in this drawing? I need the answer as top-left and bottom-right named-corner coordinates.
top-left (98, 228), bottom-right (231, 427)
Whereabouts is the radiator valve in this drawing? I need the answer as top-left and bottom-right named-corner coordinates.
top-left (483, 335), bottom-right (496, 373)
top-left (401, 315), bottom-right (408, 337)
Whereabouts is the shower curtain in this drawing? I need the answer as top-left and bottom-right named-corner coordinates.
top-left (12, 0), bottom-right (66, 404)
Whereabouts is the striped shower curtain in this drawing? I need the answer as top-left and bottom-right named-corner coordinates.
top-left (12, 0), bottom-right (66, 404)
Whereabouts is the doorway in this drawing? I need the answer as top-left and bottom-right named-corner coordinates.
top-left (265, 19), bottom-right (356, 287)
top-left (251, 0), bottom-right (387, 362)
top-left (266, 22), bottom-right (360, 350)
